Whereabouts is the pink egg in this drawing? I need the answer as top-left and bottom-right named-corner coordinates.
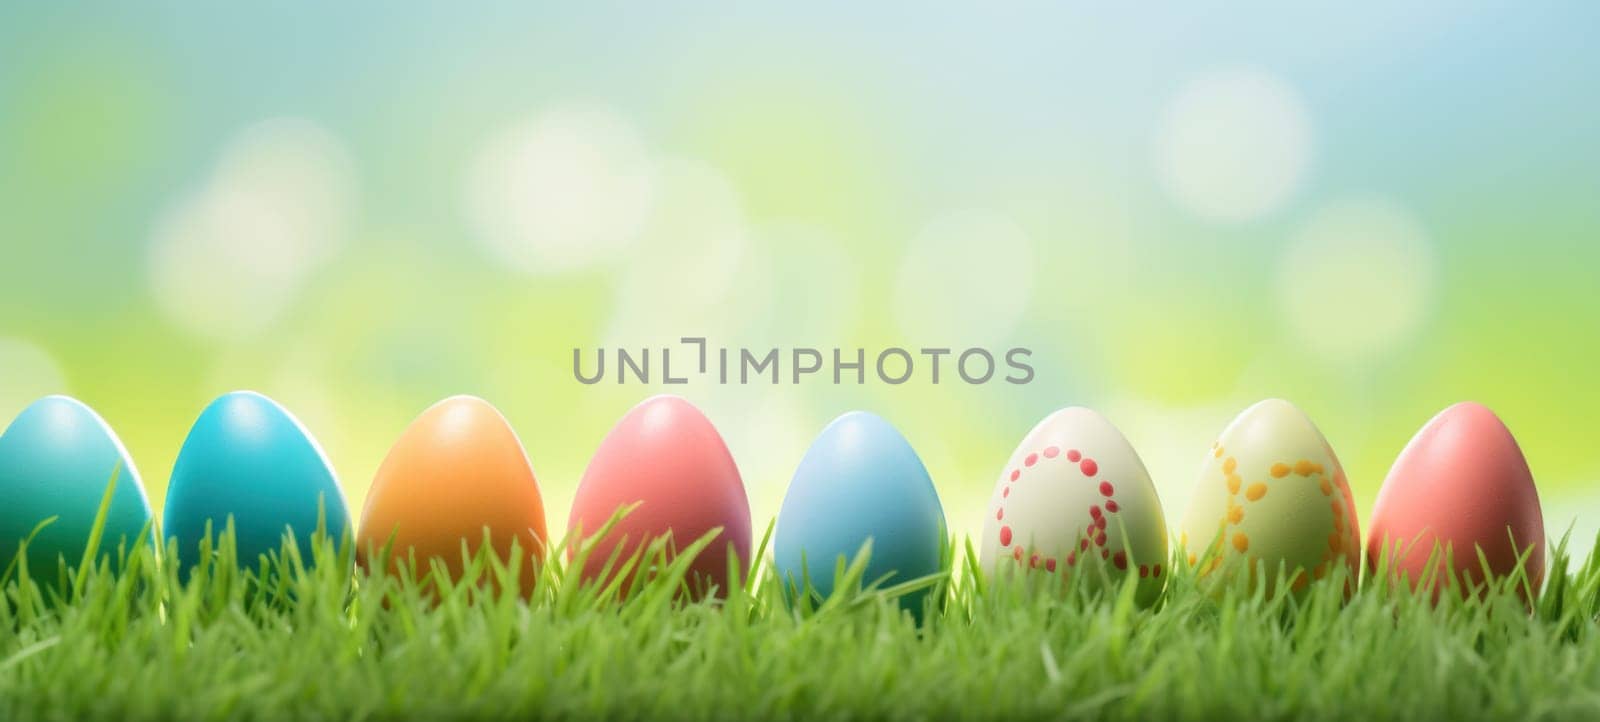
top-left (567, 395), bottom-right (752, 599)
top-left (1366, 402), bottom-right (1545, 598)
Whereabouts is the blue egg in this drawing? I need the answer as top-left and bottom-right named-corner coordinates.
top-left (0, 396), bottom-right (154, 577)
top-left (163, 391), bottom-right (350, 574)
top-left (774, 411), bottom-right (946, 612)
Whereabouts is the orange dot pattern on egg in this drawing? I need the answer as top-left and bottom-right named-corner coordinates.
top-left (1212, 452), bottom-right (1358, 588)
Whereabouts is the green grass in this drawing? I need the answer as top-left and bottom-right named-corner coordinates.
top-left (5, 497), bottom-right (1600, 722)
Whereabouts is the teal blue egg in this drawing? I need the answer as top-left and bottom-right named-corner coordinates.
top-left (0, 396), bottom-right (154, 577)
top-left (774, 411), bottom-right (946, 614)
top-left (163, 391), bottom-right (350, 574)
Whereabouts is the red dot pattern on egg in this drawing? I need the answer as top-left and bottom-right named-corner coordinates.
top-left (996, 508), bottom-right (1004, 521)
top-left (995, 441), bottom-right (1151, 586)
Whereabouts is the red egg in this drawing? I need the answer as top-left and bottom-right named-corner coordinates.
top-left (1367, 402), bottom-right (1545, 597)
top-left (567, 395), bottom-right (751, 598)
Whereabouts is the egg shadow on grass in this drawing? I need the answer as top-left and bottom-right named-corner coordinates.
top-left (776, 538), bottom-right (951, 626)
top-left (356, 527), bottom-right (548, 607)
top-left (561, 503), bottom-right (757, 605)
top-left (164, 502), bottom-right (353, 613)
top-left (1365, 529), bottom-right (1545, 608)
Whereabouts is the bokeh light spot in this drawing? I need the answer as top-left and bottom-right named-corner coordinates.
top-left (465, 104), bottom-right (654, 274)
top-left (604, 158), bottom-right (749, 343)
top-left (1277, 197), bottom-right (1437, 363)
top-left (0, 338), bottom-right (69, 421)
top-left (1153, 67), bottom-right (1312, 223)
top-left (893, 210), bottom-right (1033, 346)
top-left (147, 118), bottom-right (355, 342)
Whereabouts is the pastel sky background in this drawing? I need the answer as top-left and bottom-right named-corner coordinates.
top-left (3, 4), bottom-right (1598, 557)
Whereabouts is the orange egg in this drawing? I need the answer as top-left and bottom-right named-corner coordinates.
top-left (357, 396), bottom-right (549, 596)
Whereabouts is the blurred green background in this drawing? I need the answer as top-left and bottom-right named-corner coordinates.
top-left (2, 3), bottom-right (1597, 555)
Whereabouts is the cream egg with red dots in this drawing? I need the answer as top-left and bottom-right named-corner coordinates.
top-left (1179, 399), bottom-right (1361, 595)
top-left (979, 407), bottom-right (1168, 605)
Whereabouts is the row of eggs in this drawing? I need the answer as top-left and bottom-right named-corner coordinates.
top-left (0, 393), bottom-right (1545, 601)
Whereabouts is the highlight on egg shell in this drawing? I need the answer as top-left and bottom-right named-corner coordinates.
top-left (163, 391), bottom-right (351, 576)
top-left (357, 396), bottom-right (549, 597)
top-left (980, 407), bottom-right (1167, 605)
top-left (566, 395), bottom-right (752, 599)
top-left (774, 411), bottom-right (946, 615)
top-left (1179, 399), bottom-right (1361, 594)
top-left (1366, 401), bottom-right (1545, 599)
top-left (0, 396), bottom-right (154, 578)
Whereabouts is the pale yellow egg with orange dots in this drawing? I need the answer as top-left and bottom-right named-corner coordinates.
top-left (1179, 399), bottom-right (1361, 594)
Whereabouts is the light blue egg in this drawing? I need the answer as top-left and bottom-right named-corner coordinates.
top-left (0, 396), bottom-right (153, 577)
top-left (774, 411), bottom-right (946, 612)
top-left (163, 391), bottom-right (350, 574)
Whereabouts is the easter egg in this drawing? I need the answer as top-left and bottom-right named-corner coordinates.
top-left (0, 396), bottom-right (153, 576)
top-left (357, 396), bottom-right (548, 596)
top-left (774, 411), bottom-right (946, 611)
top-left (1366, 402), bottom-right (1545, 597)
top-left (163, 391), bottom-right (350, 574)
top-left (567, 395), bottom-right (751, 598)
top-left (1179, 399), bottom-right (1360, 593)
top-left (979, 407), bottom-right (1167, 604)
